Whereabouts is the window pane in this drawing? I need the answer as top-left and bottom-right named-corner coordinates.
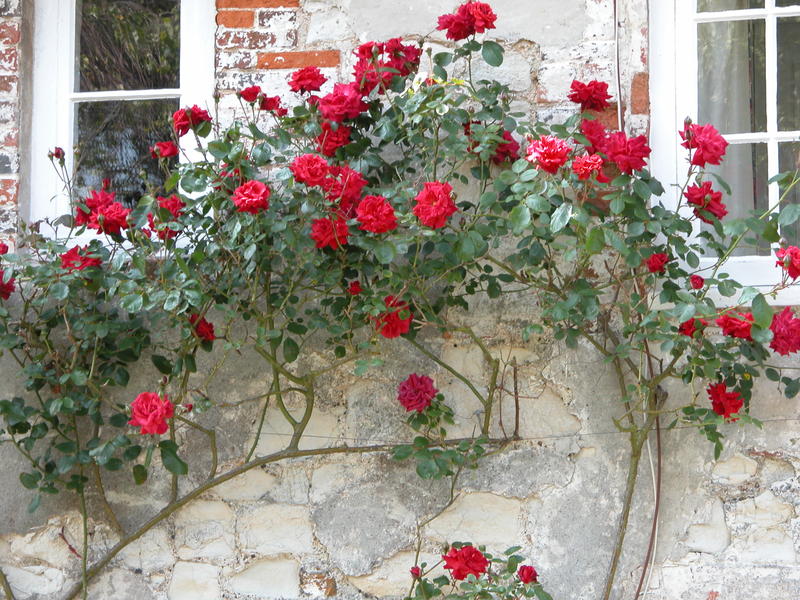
top-left (703, 143), bottom-right (770, 255)
top-left (697, 0), bottom-right (763, 10)
top-left (698, 20), bottom-right (766, 135)
top-left (776, 1), bottom-right (800, 7)
top-left (77, 0), bottom-right (180, 92)
top-left (74, 99), bottom-right (179, 207)
top-left (778, 143), bottom-right (800, 245)
top-left (778, 17), bottom-right (800, 131)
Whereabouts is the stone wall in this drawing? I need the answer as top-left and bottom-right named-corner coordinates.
top-left (2, 1), bottom-right (800, 600)
top-left (0, 0), bottom-right (19, 243)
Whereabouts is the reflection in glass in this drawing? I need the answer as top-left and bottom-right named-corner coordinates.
top-left (703, 143), bottom-right (770, 255)
top-left (698, 20), bottom-right (766, 135)
top-left (74, 99), bottom-right (178, 207)
top-left (778, 18), bottom-right (800, 131)
top-left (779, 143), bottom-right (800, 245)
top-left (697, 0), bottom-right (762, 10)
top-left (77, 0), bottom-right (180, 92)
top-left (776, 0), bottom-right (800, 7)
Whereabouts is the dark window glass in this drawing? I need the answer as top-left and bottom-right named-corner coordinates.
top-left (777, 17), bottom-right (800, 131)
top-left (74, 99), bottom-right (178, 207)
top-left (779, 142), bottom-right (800, 245)
top-left (77, 0), bottom-right (180, 92)
top-left (697, 0), bottom-right (763, 10)
top-left (776, 1), bottom-right (800, 7)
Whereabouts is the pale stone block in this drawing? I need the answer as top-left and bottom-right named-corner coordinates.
top-left (740, 527), bottom-right (797, 564)
top-left (213, 468), bottom-right (278, 502)
top-left (119, 527), bottom-right (174, 573)
top-left (346, 0), bottom-right (450, 40)
top-left (488, 0), bottom-right (590, 45)
top-left (174, 500), bottom-right (236, 561)
top-left (239, 504), bottom-right (314, 555)
top-left (254, 407), bottom-right (343, 456)
top-left (168, 562), bottom-right (221, 600)
top-left (228, 558), bottom-right (301, 599)
top-left (685, 499), bottom-right (729, 554)
top-left (3, 564), bottom-right (66, 600)
top-left (712, 454), bottom-right (758, 485)
top-left (515, 387), bottom-right (581, 438)
top-left (307, 9), bottom-right (353, 45)
top-left (441, 342), bottom-right (487, 382)
top-left (470, 50), bottom-right (533, 92)
top-left (732, 491), bottom-right (794, 528)
top-left (425, 492), bottom-right (522, 549)
top-left (349, 551), bottom-right (443, 597)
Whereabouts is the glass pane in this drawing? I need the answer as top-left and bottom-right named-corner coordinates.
top-left (698, 20), bottom-right (766, 135)
top-left (74, 99), bottom-right (179, 207)
top-left (698, 0), bottom-right (763, 10)
top-left (776, 1), bottom-right (800, 7)
top-left (703, 143), bottom-right (770, 255)
top-left (778, 143), bottom-right (800, 245)
top-left (77, 0), bottom-right (180, 92)
top-left (778, 18), bottom-right (800, 131)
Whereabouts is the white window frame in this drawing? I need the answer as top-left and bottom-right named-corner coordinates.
top-left (650, 0), bottom-right (800, 305)
top-left (29, 0), bottom-right (216, 226)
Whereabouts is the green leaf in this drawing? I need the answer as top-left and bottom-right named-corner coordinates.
top-left (481, 41), bottom-right (504, 67)
top-left (392, 445), bottom-right (414, 460)
top-left (120, 294), bottom-right (144, 313)
top-left (779, 203), bottom-right (800, 227)
top-left (550, 203), bottom-right (572, 233)
top-left (585, 227), bottom-right (605, 254)
top-left (133, 464), bottom-right (148, 485)
top-left (20, 471), bottom-right (40, 490)
top-left (27, 494), bottom-right (42, 513)
top-left (50, 282), bottom-right (69, 301)
top-left (508, 204), bottom-right (531, 235)
top-left (283, 337), bottom-right (299, 363)
top-left (159, 441), bottom-right (188, 476)
top-left (151, 354), bottom-right (173, 375)
top-left (751, 294), bottom-right (773, 329)
top-left (373, 240), bottom-right (396, 264)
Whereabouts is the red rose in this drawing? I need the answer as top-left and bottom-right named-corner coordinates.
top-left (680, 123), bottom-right (728, 168)
top-left (465, 1), bottom-right (497, 33)
top-left (770, 307), bottom-right (800, 356)
top-left (579, 118), bottom-right (608, 153)
top-left (690, 275), bottom-right (705, 290)
top-left (50, 146), bottom-right (65, 160)
top-left (311, 217), bottom-right (349, 250)
top-left (75, 189), bottom-right (114, 227)
top-left (603, 132), bottom-right (651, 174)
top-left (0, 269), bottom-right (14, 300)
top-left (348, 280), bottom-right (363, 295)
top-left (60, 245), bottom-right (101, 272)
top-left (232, 180), bottom-right (271, 214)
top-left (492, 131), bottom-right (520, 164)
top-left (239, 85), bottom-right (262, 103)
top-left (128, 392), bottom-right (174, 435)
top-left (147, 195), bottom-right (186, 240)
top-left (715, 311), bottom-right (754, 341)
top-left (291, 154), bottom-right (331, 187)
top-left (318, 83), bottom-right (368, 122)
top-left (409, 566), bottom-right (421, 579)
top-left (437, 2), bottom-right (496, 40)
top-left (289, 66), bottom-right (327, 93)
top-left (517, 565), bottom-right (538, 584)
top-left (679, 317), bottom-right (708, 338)
top-left (707, 382), bottom-right (743, 422)
top-left (375, 295), bottom-right (413, 339)
top-left (775, 246), bottom-right (800, 280)
top-left (316, 121), bottom-right (351, 157)
top-left (645, 252), bottom-right (669, 274)
top-left (323, 165), bottom-right (367, 217)
top-left (413, 181), bottom-right (457, 229)
top-left (442, 545), bottom-right (489, 581)
top-left (189, 313), bottom-right (216, 342)
top-left (526, 135), bottom-right (571, 174)
top-left (568, 79), bottom-right (612, 112)
top-left (260, 95), bottom-right (288, 116)
top-left (150, 141), bottom-right (179, 159)
top-left (684, 181), bottom-right (727, 223)
top-left (173, 105), bottom-right (212, 137)
top-left (356, 195), bottom-right (398, 234)
top-left (0, 242), bottom-right (8, 255)
top-left (397, 373), bottom-right (438, 412)
top-left (572, 153), bottom-right (609, 182)
top-left (89, 199), bottom-right (131, 236)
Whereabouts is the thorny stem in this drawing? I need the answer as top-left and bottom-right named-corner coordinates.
top-left (634, 415), bottom-right (662, 600)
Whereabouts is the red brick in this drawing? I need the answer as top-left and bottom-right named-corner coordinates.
top-left (216, 50), bottom-right (256, 70)
top-left (216, 10), bottom-right (254, 28)
top-left (257, 50), bottom-right (339, 70)
top-left (0, 46), bottom-right (16, 72)
top-left (217, 0), bottom-right (299, 7)
top-left (0, 20), bottom-right (19, 45)
top-left (631, 72), bottom-right (649, 115)
top-left (0, 178), bottom-right (18, 205)
top-left (0, 74), bottom-right (16, 93)
top-left (2, 130), bottom-right (17, 147)
top-left (217, 30), bottom-right (277, 50)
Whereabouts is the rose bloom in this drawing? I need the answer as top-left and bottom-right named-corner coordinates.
top-left (517, 565), bottom-right (538, 585)
top-left (684, 181), bottom-right (727, 223)
top-left (0, 269), bottom-right (14, 300)
top-left (679, 317), bottom-right (708, 338)
top-left (603, 131), bottom-right (651, 174)
top-left (289, 66), bottom-right (327, 93)
top-left (316, 121), bottom-right (351, 157)
top-left (466, 1), bottom-right (497, 33)
top-left (437, 1), bottom-right (497, 40)
top-left (526, 135), bottom-right (571, 174)
top-left (348, 280), bottom-right (362, 295)
top-left (645, 252), bottom-right (669, 274)
top-left (311, 216), bottom-right (349, 250)
top-left (572, 153), bottom-right (609, 182)
top-left (442, 545), bottom-right (489, 581)
top-left (173, 105), bottom-right (212, 137)
top-left (492, 130), bottom-right (520, 164)
top-left (291, 154), bottom-right (331, 187)
top-left (568, 79), bottom-right (612, 112)
top-left (409, 566), bottom-right (421, 579)
top-left (680, 122), bottom-right (728, 168)
top-left (232, 180), bottom-right (271, 214)
top-left (775, 246), bottom-right (800, 280)
top-left (375, 295), bottom-right (413, 339)
top-left (189, 313), bottom-right (216, 342)
top-left (89, 200), bottom-right (131, 236)
top-left (150, 141), bottom-right (179, 159)
top-left (239, 85), bottom-right (262, 103)
top-left (413, 181), bottom-right (457, 229)
top-left (716, 311), bottom-right (754, 341)
top-left (0, 241), bottom-right (8, 254)
top-left (147, 195), bottom-right (186, 240)
top-left (60, 245), bottom-right (101, 272)
top-left (356, 195), bottom-right (398, 233)
top-left (50, 146), bottom-right (65, 160)
top-left (579, 118), bottom-right (608, 153)
top-left (323, 165), bottom-right (368, 217)
top-left (707, 382), bottom-right (744, 422)
top-left (128, 392), bottom-right (174, 435)
top-left (260, 95), bottom-right (288, 116)
top-left (75, 189), bottom-right (115, 228)
top-left (770, 307), bottom-right (800, 356)
top-left (397, 373), bottom-right (438, 412)
top-left (318, 83), bottom-right (368, 122)
top-left (690, 275), bottom-right (705, 290)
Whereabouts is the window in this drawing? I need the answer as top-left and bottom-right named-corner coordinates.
top-left (650, 0), bottom-right (800, 302)
top-left (29, 0), bottom-right (215, 225)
